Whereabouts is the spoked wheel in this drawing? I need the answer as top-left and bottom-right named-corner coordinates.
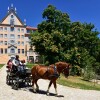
top-left (25, 77), bottom-right (32, 86)
top-left (12, 78), bottom-right (19, 90)
top-left (6, 75), bottom-right (11, 85)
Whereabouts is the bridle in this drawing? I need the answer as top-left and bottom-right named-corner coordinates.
top-left (62, 66), bottom-right (69, 74)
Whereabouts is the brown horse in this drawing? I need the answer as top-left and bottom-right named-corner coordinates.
top-left (31, 61), bottom-right (70, 96)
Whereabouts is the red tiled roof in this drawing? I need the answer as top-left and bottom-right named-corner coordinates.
top-left (26, 26), bottom-right (37, 30)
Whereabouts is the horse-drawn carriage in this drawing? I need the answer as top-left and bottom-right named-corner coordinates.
top-left (6, 62), bottom-right (32, 90)
top-left (6, 59), bottom-right (70, 96)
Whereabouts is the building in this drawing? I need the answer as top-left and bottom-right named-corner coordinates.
top-left (0, 4), bottom-right (39, 64)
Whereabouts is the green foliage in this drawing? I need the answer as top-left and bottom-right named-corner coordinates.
top-left (30, 5), bottom-right (100, 76)
top-left (83, 65), bottom-right (95, 81)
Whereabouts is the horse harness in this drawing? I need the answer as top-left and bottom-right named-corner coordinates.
top-left (47, 65), bottom-right (60, 78)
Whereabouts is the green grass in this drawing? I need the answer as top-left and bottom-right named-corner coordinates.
top-left (57, 76), bottom-right (100, 91)
top-left (26, 63), bottom-right (38, 68)
top-left (0, 64), bottom-right (5, 69)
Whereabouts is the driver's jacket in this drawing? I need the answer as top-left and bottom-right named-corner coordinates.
top-left (12, 59), bottom-right (22, 66)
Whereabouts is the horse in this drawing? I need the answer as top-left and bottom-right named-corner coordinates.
top-left (31, 61), bottom-right (70, 96)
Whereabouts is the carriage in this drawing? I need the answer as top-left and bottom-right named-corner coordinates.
top-left (6, 65), bottom-right (32, 90)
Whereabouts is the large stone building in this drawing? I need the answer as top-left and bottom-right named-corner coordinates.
top-left (0, 4), bottom-right (38, 64)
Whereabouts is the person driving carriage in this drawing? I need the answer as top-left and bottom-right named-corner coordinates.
top-left (7, 55), bottom-right (26, 74)
top-left (11, 55), bottom-right (21, 73)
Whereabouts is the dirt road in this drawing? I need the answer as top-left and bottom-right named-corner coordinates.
top-left (0, 65), bottom-right (100, 100)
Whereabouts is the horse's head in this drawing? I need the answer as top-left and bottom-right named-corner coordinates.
top-left (62, 64), bottom-right (70, 78)
top-left (55, 62), bottom-right (70, 78)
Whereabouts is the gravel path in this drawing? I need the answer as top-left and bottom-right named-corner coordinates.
top-left (0, 65), bottom-right (100, 100)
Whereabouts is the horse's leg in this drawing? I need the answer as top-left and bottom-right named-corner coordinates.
top-left (35, 79), bottom-right (39, 92)
top-left (32, 79), bottom-right (36, 93)
top-left (53, 81), bottom-right (58, 96)
top-left (47, 80), bottom-right (52, 95)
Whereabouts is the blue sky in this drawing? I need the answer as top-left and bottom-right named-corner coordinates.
top-left (0, 0), bottom-right (100, 31)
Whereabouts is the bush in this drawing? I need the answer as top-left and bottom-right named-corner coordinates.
top-left (83, 66), bottom-right (95, 81)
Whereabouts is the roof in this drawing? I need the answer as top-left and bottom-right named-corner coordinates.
top-left (26, 26), bottom-right (37, 30)
top-left (8, 45), bottom-right (17, 48)
top-left (0, 6), bottom-right (25, 26)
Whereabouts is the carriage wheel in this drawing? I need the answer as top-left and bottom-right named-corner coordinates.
top-left (12, 79), bottom-right (19, 90)
top-left (6, 75), bottom-right (10, 85)
top-left (25, 77), bottom-right (32, 86)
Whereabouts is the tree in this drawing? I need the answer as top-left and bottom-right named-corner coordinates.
top-left (30, 5), bottom-right (100, 76)
top-left (30, 5), bottom-right (71, 64)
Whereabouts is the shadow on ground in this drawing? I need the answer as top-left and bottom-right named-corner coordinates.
top-left (29, 89), bottom-right (64, 97)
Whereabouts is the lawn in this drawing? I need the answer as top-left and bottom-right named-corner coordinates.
top-left (0, 64), bottom-right (5, 69)
top-left (26, 63), bottom-right (39, 68)
top-left (57, 75), bottom-right (100, 91)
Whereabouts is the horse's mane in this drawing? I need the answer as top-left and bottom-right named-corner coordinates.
top-left (55, 61), bottom-right (67, 65)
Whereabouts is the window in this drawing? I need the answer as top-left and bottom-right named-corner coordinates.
top-left (22, 49), bottom-right (24, 54)
top-left (18, 49), bottom-right (20, 54)
top-left (10, 34), bottom-right (15, 38)
top-left (18, 28), bottom-right (20, 32)
top-left (21, 42), bottom-right (24, 46)
top-left (0, 41), bottom-right (3, 45)
top-left (0, 27), bottom-right (3, 31)
top-left (10, 40), bottom-right (15, 44)
top-left (21, 35), bottom-right (24, 39)
top-left (17, 35), bottom-right (20, 39)
top-left (0, 34), bottom-right (3, 38)
top-left (5, 49), bottom-right (7, 54)
top-left (11, 15), bottom-right (14, 18)
top-left (27, 30), bottom-right (30, 33)
top-left (1, 48), bottom-right (3, 54)
top-left (10, 19), bottom-right (14, 25)
top-left (4, 27), bottom-right (7, 31)
top-left (10, 27), bottom-right (14, 31)
top-left (18, 41), bottom-right (20, 45)
top-left (4, 34), bottom-right (7, 38)
top-left (4, 41), bottom-right (7, 45)
top-left (10, 48), bottom-right (15, 53)
top-left (21, 29), bottom-right (24, 33)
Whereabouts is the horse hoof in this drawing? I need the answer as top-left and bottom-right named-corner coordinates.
top-left (36, 88), bottom-right (39, 92)
top-left (33, 90), bottom-right (37, 93)
top-left (46, 93), bottom-right (50, 96)
top-left (55, 94), bottom-right (58, 97)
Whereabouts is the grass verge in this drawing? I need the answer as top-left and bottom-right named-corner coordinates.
top-left (0, 64), bottom-right (5, 69)
top-left (57, 76), bottom-right (100, 91)
top-left (26, 63), bottom-right (39, 68)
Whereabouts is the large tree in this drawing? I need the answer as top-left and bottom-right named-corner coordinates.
top-left (30, 5), bottom-right (100, 75)
top-left (30, 5), bottom-right (71, 64)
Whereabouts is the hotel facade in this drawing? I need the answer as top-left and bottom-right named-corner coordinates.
top-left (0, 5), bottom-right (39, 64)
